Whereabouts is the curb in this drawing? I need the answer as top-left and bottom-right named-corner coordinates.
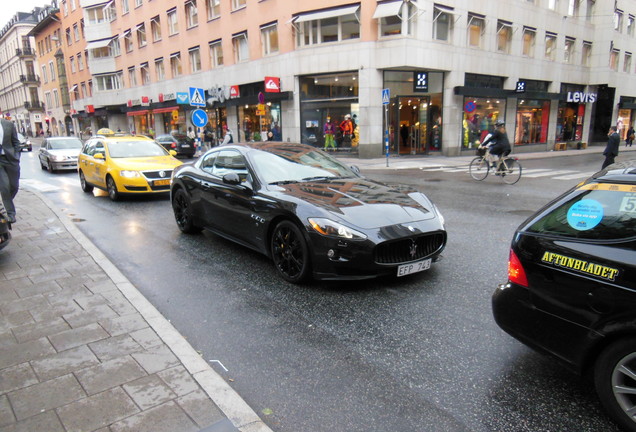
top-left (29, 188), bottom-right (273, 432)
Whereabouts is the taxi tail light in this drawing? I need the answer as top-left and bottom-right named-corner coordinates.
top-left (508, 249), bottom-right (528, 288)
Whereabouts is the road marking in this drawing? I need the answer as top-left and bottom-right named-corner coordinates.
top-left (552, 171), bottom-right (596, 180)
top-left (523, 170), bottom-right (577, 178)
top-left (20, 178), bottom-right (60, 192)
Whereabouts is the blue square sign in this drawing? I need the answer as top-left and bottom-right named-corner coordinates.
top-left (189, 87), bottom-right (206, 107)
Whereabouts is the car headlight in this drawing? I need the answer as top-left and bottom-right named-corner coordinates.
top-left (51, 155), bottom-right (67, 161)
top-left (433, 204), bottom-right (445, 227)
top-left (120, 170), bottom-right (140, 178)
top-left (308, 218), bottom-right (367, 240)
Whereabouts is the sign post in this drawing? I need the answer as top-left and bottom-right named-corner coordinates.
top-left (382, 88), bottom-right (390, 167)
top-left (258, 92), bottom-right (265, 140)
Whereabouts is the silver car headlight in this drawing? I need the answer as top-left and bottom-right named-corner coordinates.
top-left (120, 170), bottom-right (140, 178)
top-left (308, 218), bottom-right (367, 240)
top-left (433, 204), bottom-right (445, 227)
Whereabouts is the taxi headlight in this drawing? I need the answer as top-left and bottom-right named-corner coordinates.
top-left (120, 170), bottom-right (140, 178)
top-left (308, 218), bottom-right (367, 240)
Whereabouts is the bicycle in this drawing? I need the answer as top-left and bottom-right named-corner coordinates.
top-left (469, 147), bottom-right (522, 185)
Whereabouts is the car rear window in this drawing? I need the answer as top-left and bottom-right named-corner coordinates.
top-left (526, 182), bottom-right (636, 240)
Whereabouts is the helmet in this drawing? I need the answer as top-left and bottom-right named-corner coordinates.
top-left (495, 120), bottom-right (505, 127)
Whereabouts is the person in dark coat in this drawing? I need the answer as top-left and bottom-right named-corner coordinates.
top-left (0, 119), bottom-right (21, 223)
top-left (602, 125), bottom-right (620, 169)
top-left (626, 125), bottom-right (634, 147)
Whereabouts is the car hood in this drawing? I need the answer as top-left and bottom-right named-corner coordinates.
top-left (111, 157), bottom-right (182, 170)
top-left (271, 178), bottom-right (436, 229)
top-left (48, 149), bottom-right (81, 157)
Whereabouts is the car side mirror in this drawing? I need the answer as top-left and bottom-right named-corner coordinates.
top-left (169, 150), bottom-right (177, 156)
top-left (94, 153), bottom-right (105, 159)
top-left (223, 172), bottom-right (241, 185)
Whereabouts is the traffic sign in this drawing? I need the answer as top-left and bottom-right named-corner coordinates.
top-left (191, 109), bottom-right (208, 128)
top-left (189, 87), bottom-right (206, 107)
top-left (382, 88), bottom-right (390, 105)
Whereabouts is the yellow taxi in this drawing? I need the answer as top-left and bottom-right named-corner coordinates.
top-left (78, 129), bottom-right (182, 201)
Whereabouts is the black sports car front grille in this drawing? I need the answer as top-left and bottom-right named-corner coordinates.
top-left (374, 233), bottom-right (446, 264)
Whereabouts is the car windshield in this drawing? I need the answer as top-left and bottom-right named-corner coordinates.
top-left (248, 146), bottom-right (358, 184)
top-left (107, 140), bottom-right (168, 158)
top-left (49, 139), bottom-right (82, 150)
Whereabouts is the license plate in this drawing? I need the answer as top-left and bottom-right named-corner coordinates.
top-left (154, 179), bottom-right (170, 186)
top-left (182, 144), bottom-right (190, 148)
top-left (397, 258), bottom-right (431, 277)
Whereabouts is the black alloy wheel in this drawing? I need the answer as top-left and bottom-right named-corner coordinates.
top-left (270, 220), bottom-right (311, 284)
top-left (106, 175), bottom-right (119, 201)
top-left (172, 188), bottom-right (202, 234)
top-left (594, 337), bottom-right (636, 432)
top-left (79, 171), bottom-right (93, 193)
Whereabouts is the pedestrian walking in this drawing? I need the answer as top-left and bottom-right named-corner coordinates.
top-left (0, 119), bottom-right (22, 223)
top-left (203, 126), bottom-right (215, 149)
top-left (626, 125), bottom-right (634, 147)
top-left (602, 125), bottom-right (620, 169)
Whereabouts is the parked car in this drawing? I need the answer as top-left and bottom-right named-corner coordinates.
top-left (17, 133), bottom-right (32, 152)
top-left (170, 142), bottom-right (447, 283)
top-left (78, 128), bottom-right (182, 201)
top-left (39, 136), bottom-right (83, 172)
top-left (492, 160), bottom-right (636, 432)
top-left (155, 134), bottom-right (196, 158)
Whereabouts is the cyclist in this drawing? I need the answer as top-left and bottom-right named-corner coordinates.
top-left (480, 120), bottom-right (511, 170)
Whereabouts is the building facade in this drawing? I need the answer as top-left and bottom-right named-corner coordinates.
top-left (0, 6), bottom-right (52, 136)
top-left (3, 0), bottom-right (636, 157)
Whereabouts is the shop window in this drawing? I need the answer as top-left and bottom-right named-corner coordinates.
top-left (522, 27), bottom-right (536, 57)
top-left (261, 23), bottom-right (279, 56)
top-left (544, 32), bottom-right (557, 61)
top-left (564, 37), bottom-right (575, 63)
top-left (151, 16), bottom-right (161, 42)
top-left (209, 40), bottom-right (223, 67)
top-left (496, 20), bottom-right (512, 53)
top-left (294, 6), bottom-right (360, 47)
top-left (433, 5), bottom-right (454, 42)
top-left (515, 99), bottom-right (550, 145)
top-left (461, 97), bottom-right (505, 149)
top-left (206, 0), bottom-right (220, 20)
top-left (186, 0), bottom-right (198, 29)
top-left (232, 32), bottom-right (249, 63)
top-left (467, 13), bottom-right (485, 48)
top-left (556, 101), bottom-right (585, 142)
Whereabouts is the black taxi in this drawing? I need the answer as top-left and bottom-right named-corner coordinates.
top-left (492, 160), bottom-right (636, 431)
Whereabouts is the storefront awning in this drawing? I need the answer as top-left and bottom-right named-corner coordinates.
top-left (373, 1), bottom-right (403, 19)
top-left (152, 106), bottom-right (179, 114)
top-left (454, 86), bottom-right (565, 100)
top-left (293, 5), bottom-right (359, 23)
top-left (127, 110), bottom-right (149, 116)
top-left (86, 38), bottom-right (114, 50)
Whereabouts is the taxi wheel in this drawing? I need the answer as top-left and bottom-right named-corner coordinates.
top-left (270, 220), bottom-right (311, 284)
top-left (172, 188), bottom-right (202, 234)
top-left (106, 176), bottom-right (120, 201)
top-left (79, 171), bottom-right (93, 193)
top-left (594, 337), bottom-right (636, 432)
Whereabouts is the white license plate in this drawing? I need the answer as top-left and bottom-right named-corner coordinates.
top-left (182, 144), bottom-right (190, 148)
top-left (397, 258), bottom-right (432, 277)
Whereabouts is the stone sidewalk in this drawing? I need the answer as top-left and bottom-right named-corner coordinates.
top-left (0, 190), bottom-right (272, 432)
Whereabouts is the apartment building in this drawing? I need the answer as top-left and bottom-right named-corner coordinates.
top-left (0, 6), bottom-right (52, 136)
top-left (7, 0), bottom-right (636, 157)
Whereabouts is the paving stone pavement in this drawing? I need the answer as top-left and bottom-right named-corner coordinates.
top-left (0, 190), bottom-right (273, 432)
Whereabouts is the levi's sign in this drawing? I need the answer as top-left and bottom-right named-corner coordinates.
top-left (567, 91), bottom-right (597, 103)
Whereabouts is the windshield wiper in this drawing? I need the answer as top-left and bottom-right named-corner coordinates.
top-left (269, 179), bottom-right (299, 185)
top-left (301, 176), bottom-right (333, 182)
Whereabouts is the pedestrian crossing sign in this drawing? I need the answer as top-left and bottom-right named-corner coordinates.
top-left (189, 87), bottom-right (206, 107)
top-left (382, 88), bottom-right (390, 105)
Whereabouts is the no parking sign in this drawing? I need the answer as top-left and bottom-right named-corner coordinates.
top-left (464, 101), bottom-right (476, 113)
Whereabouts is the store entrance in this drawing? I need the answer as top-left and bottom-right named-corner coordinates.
top-left (390, 96), bottom-right (436, 154)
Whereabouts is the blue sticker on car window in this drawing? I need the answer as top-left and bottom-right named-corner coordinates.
top-left (567, 199), bottom-right (604, 231)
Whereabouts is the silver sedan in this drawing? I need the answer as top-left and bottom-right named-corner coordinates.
top-left (38, 136), bottom-right (83, 172)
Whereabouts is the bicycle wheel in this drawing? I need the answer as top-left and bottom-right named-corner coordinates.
top-left (500, 158), bottom-right (522, 185)
top-left (469, 157), bottom-right (490, 181)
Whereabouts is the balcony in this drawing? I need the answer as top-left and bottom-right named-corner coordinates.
top-left (16, 48), bottom-right (36, 57)
top-left (24, 101), bottom-right (45, 111)
top-left (19, 74), bottom-right (40, 84)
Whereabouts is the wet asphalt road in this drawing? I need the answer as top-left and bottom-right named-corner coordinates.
top-left (18, 149), bottom-right (626, 432)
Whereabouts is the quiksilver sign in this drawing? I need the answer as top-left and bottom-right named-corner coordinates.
top-left (567, 91), bottom-right (597, 103)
